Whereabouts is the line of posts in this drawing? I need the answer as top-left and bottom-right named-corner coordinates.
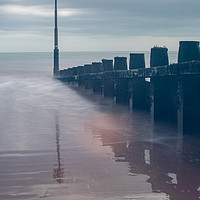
top-left (59, 41), bottom-right (200, 135)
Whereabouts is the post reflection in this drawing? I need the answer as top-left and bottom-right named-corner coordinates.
top-left (90, 112), bottom-right (200, 200)
top-left (53, 113), bottom-right (64, 184)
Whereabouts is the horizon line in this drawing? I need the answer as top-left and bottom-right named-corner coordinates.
top-left (0, 50), bottom-right (178, 54)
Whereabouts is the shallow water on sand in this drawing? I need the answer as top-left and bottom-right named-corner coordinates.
top-left (0, 52), bottom-right (200, 200)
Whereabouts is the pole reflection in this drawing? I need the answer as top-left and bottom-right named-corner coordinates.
top-left (89, 111), bottom-right (200, 200)
top-left (53, 113), bottom-right (64, 184)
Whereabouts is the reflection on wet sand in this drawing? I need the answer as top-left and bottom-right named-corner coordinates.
top-left (53, 113), bottom-right (64, 184)
top-left (88, 109), bottom-right (200, 200)
top-left (0, 76), bottom-right (199, 200)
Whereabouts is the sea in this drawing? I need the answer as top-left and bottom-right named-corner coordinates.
top-left (0, 51), bottom-right (200, 200)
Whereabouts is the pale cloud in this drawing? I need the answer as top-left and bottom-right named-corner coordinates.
top-left (0, 4), bottom-right (82, 17)
top-left (0, 0), bottom-right (199, 52)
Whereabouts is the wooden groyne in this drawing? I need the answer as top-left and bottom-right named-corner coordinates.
top-left (57, 41), bottom-right (200, 135)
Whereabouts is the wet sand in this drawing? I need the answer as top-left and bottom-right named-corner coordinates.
top-left (0, 75), bottom-right (200, 200)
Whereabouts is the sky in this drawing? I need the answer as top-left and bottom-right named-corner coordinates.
top-left (0, 0), bottom-right (200, 52)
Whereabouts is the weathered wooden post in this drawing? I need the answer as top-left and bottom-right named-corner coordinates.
top-left (130, 53), bottom-right (146, 110)
top-left (150, 78), bottom-right (154, 126)
top-left (78, 66), bottom-right (84, 75)
top-left (129, 53), bottom-right (145, 69)
top-left (150, 47), bottom-right (170, 122)
top-left (178, 41), bottom-right (200, 63)
top-left (92, 62), bottom-right (103, 93)
top-left (178, 41), bottom-right (200, 135)
top-left (70, 67), bottom-right (77, 85)
top-left (84, 64), bottom-right (92, 89)
top-left (182, 74), bottom-right (200, 135)
top-left (114, 57), bottom-right (129, 104)
top-left (177, 76), bottom-right (184, 135)
top-left (92, 62), bottom-right (102, 73)
top-left (114, 57), bottom-right (127, 70)
top-left (102, 59), bottom-right (114, 97)
top-left (150, 47), bottom-right (169, 67)
top-left (68, 68), bottom-right (73, 79)
top-left (84, 64), bottom-right (92, 74)
top-left (59, 69), bottom-right (68, 81)
top-left (102, 59), bottom-right (113, 71)
top-left (72, 67), bottom-right (78, 76)
top-left (77, 66), bottom-right (84, 87)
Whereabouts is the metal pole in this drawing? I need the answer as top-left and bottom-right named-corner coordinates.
top-left (54, 0), bottom-right (59, 76)
top-left (55, 0), bottom-right (58, 48)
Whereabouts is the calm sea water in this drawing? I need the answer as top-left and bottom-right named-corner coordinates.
top-left (0, 52), bottom-right (199, 200)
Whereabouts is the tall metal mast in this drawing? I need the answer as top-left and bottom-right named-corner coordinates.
top-left (54, 0), bottom-right (59, 76)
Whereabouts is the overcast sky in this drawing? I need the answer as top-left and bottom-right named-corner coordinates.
top-left (0, 0), bottom-right (199, 52)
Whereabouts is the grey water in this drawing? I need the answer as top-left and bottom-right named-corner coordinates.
top-left (0, 52), bottom-right (200, 200)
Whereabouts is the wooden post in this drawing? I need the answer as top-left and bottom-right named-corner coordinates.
top-left (150, 46), bottom-right (169, 122)
top-left (177, 76), bottom-right (184, 135)
top-left (178, 41), bottom-right (200, 63)
top-left (130, 53), bottom-right (146, 110)
top-left (114, 57), bottom-right (129, 104)
top-left (150, 78), bottom-right (154, 126)
top-left (102, 59), bottom-right (114, 97)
